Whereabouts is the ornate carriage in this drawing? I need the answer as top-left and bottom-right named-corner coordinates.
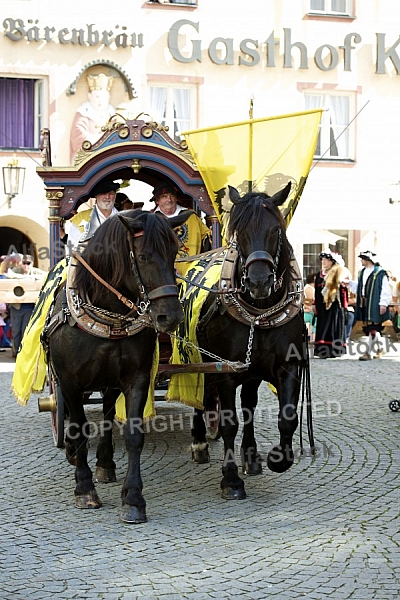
top-left (35, 116), bottom-right (226, 446)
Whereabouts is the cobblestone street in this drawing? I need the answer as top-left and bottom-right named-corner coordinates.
top-left (0, 340), bottom-right (399, 600)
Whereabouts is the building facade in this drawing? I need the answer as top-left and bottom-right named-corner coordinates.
top-left (1, 0), bottom-right (399, 277)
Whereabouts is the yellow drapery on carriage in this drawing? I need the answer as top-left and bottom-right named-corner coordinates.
top-left (12, 258), bottom-right (157, 421)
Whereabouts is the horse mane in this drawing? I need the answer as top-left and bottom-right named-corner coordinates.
top-left (228, 192), bottom-right (293, 298)
top-left (228, 192), bottom-right (287, 237)
top-left (73, 210), bottom-right (179, 305)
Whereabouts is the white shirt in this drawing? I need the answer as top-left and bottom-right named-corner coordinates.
top-left (67, 205), bottom-right (119, 251)
top-left (154, 204), bottom-right (186, 218)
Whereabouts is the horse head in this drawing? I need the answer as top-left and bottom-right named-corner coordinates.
top-left (228, 183), bottom-right (291, 300)
top-left (117, 211), bottom-right (184, 333)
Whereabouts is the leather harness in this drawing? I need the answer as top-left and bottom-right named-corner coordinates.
top-left (218, 244), bottom-right (304, 328)
top-left (43, 230), bottom-right (179, 342)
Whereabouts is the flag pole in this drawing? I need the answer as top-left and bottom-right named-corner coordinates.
top-left (248, 97), bottom-right (253, 193)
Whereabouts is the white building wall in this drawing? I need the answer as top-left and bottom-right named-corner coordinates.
top-left (0, 0), bottom-right (399, 274)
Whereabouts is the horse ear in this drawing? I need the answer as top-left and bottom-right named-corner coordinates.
top-left (271, 182), bottom-right (291, 207)
top-left (228, 186), bottom-right (241, 204)
top-left (118, 214), bottom-right (145, 234)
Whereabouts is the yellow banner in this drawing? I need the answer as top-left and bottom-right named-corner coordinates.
top-left (182, 109), bottom-right (322, 240)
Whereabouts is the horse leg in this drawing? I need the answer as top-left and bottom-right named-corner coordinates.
top-left (218, 379), bottom-right (246, 500)
top-left (65, 428), bottom-right (77, 466)
top-left (94, 388), bottom-right (119, 483)
top-left (120, 377), bottom-right (149, 524)
top-left (267, 363), bottom-right (300, 473)
top-left (63, 386), bottom-right (102, 509)
top-left (191, 408), bottom-right (210, 463)
top-left (240, 379), bottom-right (262, 475)
top-left (191, 377), bottom-right (220, 463)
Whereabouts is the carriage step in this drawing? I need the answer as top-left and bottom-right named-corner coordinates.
top-left (158, 361), bottom-right (248, 374)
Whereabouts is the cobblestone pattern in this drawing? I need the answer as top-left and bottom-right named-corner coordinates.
top-left (0, 343), bottom-right (399, 599)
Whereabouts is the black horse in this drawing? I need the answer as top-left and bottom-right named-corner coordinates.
top-left (48, 210), bottom-right (183, 523)
top-left (190, 184), bottom-right (313, 499)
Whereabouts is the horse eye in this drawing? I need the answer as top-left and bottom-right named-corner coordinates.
top-left (138, 254), bottom-right (148, 262)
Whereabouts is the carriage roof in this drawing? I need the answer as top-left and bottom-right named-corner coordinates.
top-left (37, 117), bottom-right (215, 220)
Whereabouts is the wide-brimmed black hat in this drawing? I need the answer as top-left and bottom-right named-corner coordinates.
top-left (91, 180), bottom-right (119, 197)
top-left (358, 250), bottom-right (377, 263)
top-left (150, 181), bottom-right (181, 202)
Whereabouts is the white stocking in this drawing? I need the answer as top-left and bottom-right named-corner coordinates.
top-left (369, 331), bottom-right (382, 354)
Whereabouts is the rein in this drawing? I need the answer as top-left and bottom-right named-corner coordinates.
top-left (72, 250), bottom-right (140, 311)
top-left (72, 229), bottom-right (180, 311)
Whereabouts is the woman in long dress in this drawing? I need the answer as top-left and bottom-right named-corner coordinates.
top-left (314, 250), bottom-right (347, 359)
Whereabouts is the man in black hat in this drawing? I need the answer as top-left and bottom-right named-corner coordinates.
top-left (67, 179), bottom-right (120, 250)
top-left (349, 250), bottom-right (392, 360)
top-left (151, 180), bottom-right (211, 264)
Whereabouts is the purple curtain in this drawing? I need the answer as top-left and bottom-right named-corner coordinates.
top-left (0, 78), bottom-right (35, 149)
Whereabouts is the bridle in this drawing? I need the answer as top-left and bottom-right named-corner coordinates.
top-left (72, 228), bottom-right (179, 318)
top-left (235, 222), bottom-right (285, 294)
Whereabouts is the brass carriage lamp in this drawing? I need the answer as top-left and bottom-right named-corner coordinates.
top-left (2, 157), bottom-right (26, 208)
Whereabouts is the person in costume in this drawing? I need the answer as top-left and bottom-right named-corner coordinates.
top-left (314, 249), bottom-right (347, 359)
top-left (151, 181), bottom-right (211, 261)
top-left (303, 272), bottom-right (317, 344)
top-left (115, 192), bottom-right (134, 211)
top-left (67, 180), bottom-right (120, 250)
top-left (349, 250), bottom-right (391, 361)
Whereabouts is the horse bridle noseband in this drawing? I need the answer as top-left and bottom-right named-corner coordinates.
top-left (236, 226), bottom-right (285, 293)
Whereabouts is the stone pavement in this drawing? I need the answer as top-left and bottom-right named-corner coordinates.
top-left (0, 338), bottom-right (399, 600)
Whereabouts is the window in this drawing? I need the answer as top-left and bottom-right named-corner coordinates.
top-left (303, 233), bottom-right (348, 281)
top-left (0, 77), bottom-right (45, 149)
top-left (305, 93), bottom-right (354, 160)
top-left (149, 85), bottom-right (195, 142)
top-left (309, 0), bottom-right (353, 16)
top-left (303, 243), bottom-right (323, 281)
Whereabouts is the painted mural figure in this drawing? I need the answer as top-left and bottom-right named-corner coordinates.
top-left (70, 73), bottom-right (115, 163)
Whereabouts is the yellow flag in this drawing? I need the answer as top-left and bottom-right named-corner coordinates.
top-left (182, 109), bottom-right (322, 240)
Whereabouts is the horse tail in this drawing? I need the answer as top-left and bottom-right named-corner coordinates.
top-left (299, 323), bottom-right (315, 455)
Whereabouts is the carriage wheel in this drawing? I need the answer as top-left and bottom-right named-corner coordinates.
top-left (49, 372), bottom-right (66, 448)
top-left (389, 399), bottom-right (400, 412)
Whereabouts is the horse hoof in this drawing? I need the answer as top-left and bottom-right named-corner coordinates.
top-left (120, 504), bottom-right (147, 524)
top-left (267, 445), bottom-right (294, 473)
top-left (75, 490), bottom-right (102, 509)
top-left (95, 466), bottom-right (117, 483)
top-left (221, 486), bottom-right (247, 500)
top-left (191, 442), bottom-right (210, 464)
top-left (242, 459), bottom-right (263, 476)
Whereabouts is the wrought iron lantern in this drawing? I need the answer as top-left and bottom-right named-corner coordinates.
top-left (2, 158), bottom-right (26, 208)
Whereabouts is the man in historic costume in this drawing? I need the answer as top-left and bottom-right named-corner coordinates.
top-left (351, 250), bottom-right (391, 361)
top-left (70, 73), bottom-right (115, 163)
top-left (151, 181), bottom-right (211, 263)
top-left (67, 180), bottom-right (120, 251)
top-left (313, 249), bottom-right (348, 359)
